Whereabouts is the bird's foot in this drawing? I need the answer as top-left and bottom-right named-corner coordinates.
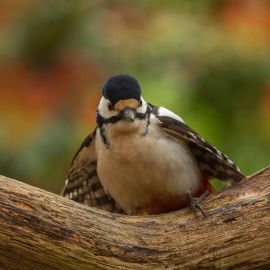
top-left (187, 189), bottom-right (210, 217)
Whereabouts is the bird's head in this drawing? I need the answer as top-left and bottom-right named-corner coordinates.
top-left (97, 75), bottom-right (149, 129)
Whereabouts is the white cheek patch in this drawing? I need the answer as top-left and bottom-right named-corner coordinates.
top-left (158, 107), bottom-right (184, 123)
top-left (137, 97), bottom-right (148, 114)
top-left (98, 97), bottom-right (119, 118)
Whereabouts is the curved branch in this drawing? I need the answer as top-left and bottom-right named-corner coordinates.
top-left (0, 167), bottom-right (269, 270)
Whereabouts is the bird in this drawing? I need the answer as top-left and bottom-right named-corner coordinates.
top-left (62, 74), bottom-right (244, 216)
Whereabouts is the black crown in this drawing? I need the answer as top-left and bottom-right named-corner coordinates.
top-left (102, 74), bottom-right (141, 106)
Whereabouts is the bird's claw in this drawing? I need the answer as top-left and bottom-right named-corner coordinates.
top-left (187, 190), bottom-right (210, 217)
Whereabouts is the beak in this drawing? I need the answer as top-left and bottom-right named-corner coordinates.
top-left (120, 107), bottom-right (136, 122)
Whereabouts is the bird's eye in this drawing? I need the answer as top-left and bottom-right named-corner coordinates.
top-left (108, 103), bottom-right (113, 111)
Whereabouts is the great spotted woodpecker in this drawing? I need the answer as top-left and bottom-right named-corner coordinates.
top-left (62, 74), bottom-right (244, 215)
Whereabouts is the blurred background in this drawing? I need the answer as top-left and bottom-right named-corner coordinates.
top-left (0, 0), bottom-right (269, 194)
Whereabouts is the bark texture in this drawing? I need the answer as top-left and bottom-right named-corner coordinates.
top-left (0, 167), bottom-right (269, 270)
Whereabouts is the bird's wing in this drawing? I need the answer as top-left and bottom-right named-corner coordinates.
top-left (61, 128), bottom-right (124, 213)
top-left (153, 106), bottom-right (244, 182)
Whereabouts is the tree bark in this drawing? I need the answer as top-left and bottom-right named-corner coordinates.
top-left (0, 167), bottom-right (269, 270)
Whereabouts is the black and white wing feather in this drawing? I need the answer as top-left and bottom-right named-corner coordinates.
top-left (61, 129), bottom-right (124, 213)
top-left (153, 106), bottom-right (244, 182)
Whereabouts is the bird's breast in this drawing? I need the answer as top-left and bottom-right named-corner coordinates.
top-left (96, 122), bottom-right (202, 214)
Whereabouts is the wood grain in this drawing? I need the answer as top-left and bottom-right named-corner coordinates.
top-left (0, 167), bottom-right (269, 270)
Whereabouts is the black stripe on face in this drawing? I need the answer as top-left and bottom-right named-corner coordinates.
top-left (96, 105), bottom-right (151, 127)
top-left (96, 113), bottom-right (121, 127)
top-left (149, 103), bottom-right (158, 116)
top-left (136, 105), bottom-right (151, 120)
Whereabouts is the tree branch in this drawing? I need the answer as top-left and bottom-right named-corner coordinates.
top-left (0, 167), bottom-right (269, 270)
